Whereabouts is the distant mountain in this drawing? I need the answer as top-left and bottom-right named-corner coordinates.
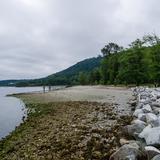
top-left (0, 56), bottom-right (103, 86)
top-left (0, 80), bottom-right (28, 86)
top-left (44, 56), bottom-right (103, 85)
top-left (0, 80), bottom-right (16, 86)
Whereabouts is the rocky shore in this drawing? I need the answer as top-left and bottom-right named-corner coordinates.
top-left (0, 86), bottom-right (135, 160)
top-left (110, 87), bottom-right (160, 160)
top-left (0, 101), bottom-right (133, 160)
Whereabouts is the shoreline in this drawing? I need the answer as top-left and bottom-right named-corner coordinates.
top-left (0, 86), bottom-right (134, 159)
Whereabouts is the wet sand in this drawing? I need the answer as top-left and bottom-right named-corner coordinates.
top-left (20, 85), bottom-right (134, 115)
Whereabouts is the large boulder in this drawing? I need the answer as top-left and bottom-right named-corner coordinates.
top-left (146, 113), bottom-right (158, 124)
top-left (149, 117), bottom-right (160, 127)
top-left (139, 126), bottom-right (160, 146)
top-left (109, 142), bottom-right (142, 160)
top-left (145, 146), bottom-right (160, 160)
top-left (138, 113), bottom-right (146, 122)
top-left (133, 109), bottom-right (144, 118)
top-left (151, 154), bottom-right (160, 160)
top-left (139, 125), bottom-right (152, 139)
top-left (125, 122), bottom-right (146, 138)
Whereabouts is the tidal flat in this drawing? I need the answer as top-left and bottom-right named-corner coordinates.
top-left (0, 86), bottom-right (134, 160)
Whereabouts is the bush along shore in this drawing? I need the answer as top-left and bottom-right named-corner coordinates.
top-left (109, 87), bottom-right (160, 160)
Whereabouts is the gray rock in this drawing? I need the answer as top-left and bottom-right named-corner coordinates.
top-left (142, 104), bottom-right (152, 113)
top-left (157, 94), bottom-right (160, 99)
top-left (125, 122), bottom-right (146, 138)
top-left (140, 99), bottom-right (151, 105)
top-left (138, 113), bottom-right (146, 122)
top-left (151, 154), bottom-right (160, 160)
top-left (133, 109), bottom-right (144, 117)
top-left (152, 107), bottom-right (160, 115)
top-left (131, 119), bottom-right (146, 126)
top-left (150, 117), bottom-right (160, 127)
top-left (151, 102), bottom-right (160, 108)
top-left (146, 113), bottom-right (157, 124)
top-left (151, 97), bottom-right (157, 102)
top-left (109, 143), bottom-right (142, 160)
top-left (137, 103), bottom-right (143, 109)
top-left (130, 100), bottom-right (137, 106)
top-left (139, 124), bottom-right (152, 139)
top-left (145, 146), bottom-right (160, 160)
top-left (140, 99), bottom-right (148, 104)
top-left (140, 126), bottom-right (160, 146)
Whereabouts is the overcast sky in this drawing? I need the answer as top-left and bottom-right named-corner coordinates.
top-left (0, 0), bottom-right (160, 80)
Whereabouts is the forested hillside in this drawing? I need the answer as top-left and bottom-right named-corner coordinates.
top-left (45, 56), bottom-right (102, 85)
top-left (99, 34), bottom-right (160, 86)
top-left (0, 56), bottom-right (102, 86)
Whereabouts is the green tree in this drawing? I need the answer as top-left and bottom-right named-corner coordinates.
top-left (78, 72), bottom-right (88, 85)
top-left (143, 34), bottom-right (160, 46)
top-left (100, 58), bottom-right (109, 84)
top-left (101, 43), bottom-right (123, 57)
top-left (150, 45), bottom-right (160, 86)
top-left (117, 46), bottom-right (147, 85)
top-left (129, 38), bottom-right (144, 49)
top-left (89, 68), bottom-right (101, 84)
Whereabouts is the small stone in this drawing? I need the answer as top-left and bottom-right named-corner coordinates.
top-left (151, 97), bottom-right (157, 101)
top-left (131, 119), bottom-right (146, 126)
top-left (130, 100), bottom-right (137, 106)
top-left (151, 102), bottom-right (160, 108)
top-left (119, 139), bottom-right (138, 146)
top-left (47, 154), bottom-right (53, 160)
top-left (142, 104), bottom-right (152, 113)
top-left (92, 151), bottom-right (102, 159)
top-left (119, 138), bottom-right (130, 146)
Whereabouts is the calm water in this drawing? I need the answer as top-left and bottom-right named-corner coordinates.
top-left (0, 87), bottom-right (42, 139)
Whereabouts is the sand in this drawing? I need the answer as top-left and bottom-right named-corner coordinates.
top-left (21, 85), bottom-right (134, 115)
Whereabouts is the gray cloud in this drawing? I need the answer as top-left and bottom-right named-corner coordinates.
top-left (0, 0), bottom-right (160, 80)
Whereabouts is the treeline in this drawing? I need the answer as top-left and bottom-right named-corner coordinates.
top-left (5, 34), bottom-right (160, 87)
top-left (79, 34), bottom-right (160, 86)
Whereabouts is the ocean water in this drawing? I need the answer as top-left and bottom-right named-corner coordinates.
top-left (0, 87), bottom-right (42, 139)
